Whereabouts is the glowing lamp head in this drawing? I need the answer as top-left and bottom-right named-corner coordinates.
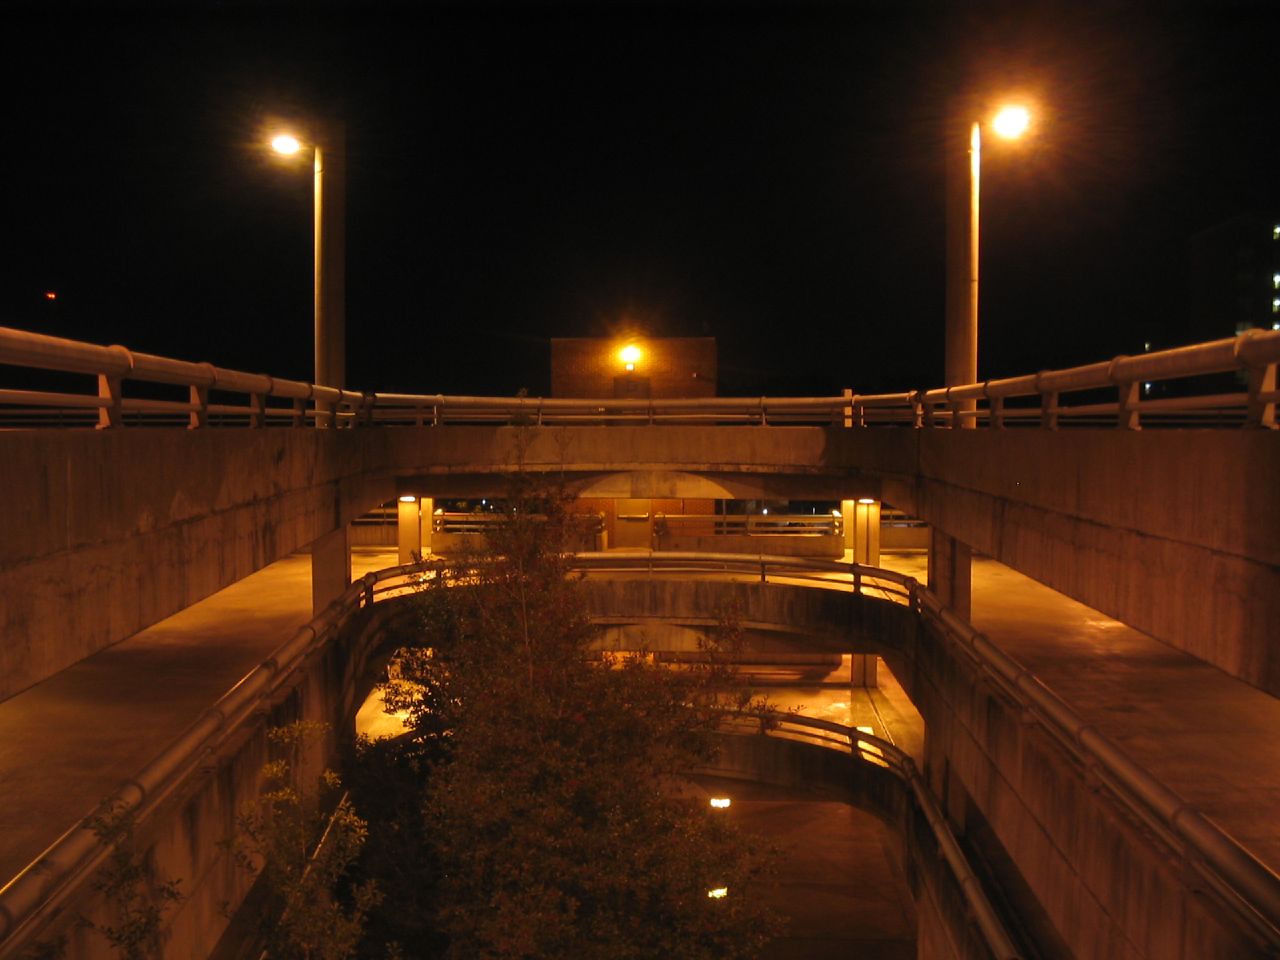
top-left (398, 495), bottom-right (417, 503)
top-left (709, 797), bottom-right (731, 809)
top-left (619, 344), bottom-right (642, 368)
top-left (857, 498), bottom-right (876, 505)
top-left (707, 887), bottom-right (728, 899)
top-left (271, 134), bottom-right (303, 156)
top-left (991, 105), bottom-right (1030, 140)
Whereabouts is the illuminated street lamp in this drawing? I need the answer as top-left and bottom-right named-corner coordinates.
top-left (270, 123), bottom-right (346, 392)
top-left (945, 100), bottom-right (1032, 427)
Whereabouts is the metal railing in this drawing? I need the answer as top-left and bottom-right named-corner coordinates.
top-left (654, 513), bottom-right (841, 537)
top-left (2, 554), bottom-right (1278, 956)
top-left (2, 325), bottom-right (1276, 429)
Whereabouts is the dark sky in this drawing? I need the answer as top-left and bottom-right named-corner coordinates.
top-left (1, 1), bottom-right (1277, 396)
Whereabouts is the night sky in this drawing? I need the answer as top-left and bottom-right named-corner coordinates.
top-left (2, 2), bottom-right (1277, 397)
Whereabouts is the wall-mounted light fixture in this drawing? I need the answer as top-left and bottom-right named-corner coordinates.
top-left (619, 343), bottom-right (642, 372)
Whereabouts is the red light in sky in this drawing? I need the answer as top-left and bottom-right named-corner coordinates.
top-left (44, 291), bottom-right (57, 301)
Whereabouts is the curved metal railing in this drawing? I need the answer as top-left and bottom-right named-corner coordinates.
top-left (2, 554), bottom-right (1278, 956)
top-left (2, 324), bottom-right (1276, 429)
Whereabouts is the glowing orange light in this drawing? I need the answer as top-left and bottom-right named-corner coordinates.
top-left (271, 134), bottom-right (303, 156)
top-left (44, 291), bottom-right (57, 301)
top-left (619, 344), bottom-right (642, 365)
top-left (991, 105), bottom-right (1030, 140)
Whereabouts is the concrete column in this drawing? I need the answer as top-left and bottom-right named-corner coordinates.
top-left (851, 654), bottom-right (879, 689)
top-left (418, 497), bottom-right (434, 558)
top-left (397, 496), bottom-right (420, 564)
top-left (927, 527), bottom-right (972, 622)
top-left (311, 524), bottom-right (351, 616)
top-left (842, 499), bottom-right (881, 566)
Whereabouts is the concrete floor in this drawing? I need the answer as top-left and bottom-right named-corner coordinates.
top-left (3, 543), bottom-right (1279, 947)
top-left (683, 775), bottom-right (916, 960)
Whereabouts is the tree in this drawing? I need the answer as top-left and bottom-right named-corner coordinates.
top-left (229, 723), bottom-right (381, 960)
top-left (380, 475), bottom-right (778, 959)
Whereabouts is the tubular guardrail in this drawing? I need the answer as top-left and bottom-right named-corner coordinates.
top-left (2, 553), bottom-right (1278, 956)
top-left (2, 325), bottom-right (1277, 429)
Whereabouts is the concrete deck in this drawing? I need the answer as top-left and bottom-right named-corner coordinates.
top-left (2, 544), bottom-right (1278, 940)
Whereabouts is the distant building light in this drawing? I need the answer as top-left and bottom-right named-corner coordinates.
top-left (707, 887), bottom-right (728, 899)
top-left (398, 495), bottom-right (417, 503)
top-left (1273, 225), bottom-right (1280, 240)
top-left (1274, 322), bottom-right (1280, 331)
top-left (1273, 298), bottom-right (1280, 313)
top-left (761, 507), bottom-right (768, 515)
top-left (1273, 273), bottom-right (1280, 289)
top-left (1143, 341), bottom-right (1151, 351)
top-left (709, 797), bottom-right (731, 809)
top-left (1143, 382), bottom-right (1152, 395)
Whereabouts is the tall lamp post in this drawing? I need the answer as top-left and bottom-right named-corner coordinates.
top-left (271, 123), bottom-right (346, 392)
top-left (945, 102), bottom-right (1030, 427)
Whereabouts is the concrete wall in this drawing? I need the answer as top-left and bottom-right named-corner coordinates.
top-left (0, 430), bottom-right (392, 701)
top-left (905, 429), bottom-right (1280, 695)
top-left (6, 422), bottom-right (1276, 699)
top-left (901, 613), bottom-right (1264, 960)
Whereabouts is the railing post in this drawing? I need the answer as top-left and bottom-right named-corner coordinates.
top-left (1040, 389), bottom-right (1059, 430)
top-left (760, 558), bottom-right (767, 583)
top-left (188, 384), bottom-right (209, 429)
top-left (97, 374), bottom-right (123, 429)
top-left (249, 392), bottom-right (265, 428)
top-left (1117, 380), bottom-right (1141, 430)
top-left (291, 397), bottom-right (305, 427)
top-left (1246, 361), bottom-right (1277, 429)
top-left (989, 394), bottom-right (1005, 430)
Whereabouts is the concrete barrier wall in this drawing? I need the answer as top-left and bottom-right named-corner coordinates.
top-left (581, 579), bottom-right (919, 657)
top-left (0, 430), bottom-right (392, 701)
top-left (903, 615), bottom-right (1265, 960)
top-left (907, 429), bottom-right (1280, 695)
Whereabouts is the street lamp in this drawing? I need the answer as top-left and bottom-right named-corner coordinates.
top-left (945, 100), bottom-right (1031, 427)
top-left (270, 123), bottom-right (346, 392)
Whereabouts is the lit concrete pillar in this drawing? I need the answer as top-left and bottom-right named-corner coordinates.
top-left (928, 527), bottom-right (972, 622)
top-left (418, 497), bottom-right (434, 558)
top-left (397, 496), bottom-right (420, 564)
top-left (851, 653), bottom-right (878, 689)
top-left (311, 524), bottom-right (351, 616)
top-left (842, 498), bottom-right (881, 566)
